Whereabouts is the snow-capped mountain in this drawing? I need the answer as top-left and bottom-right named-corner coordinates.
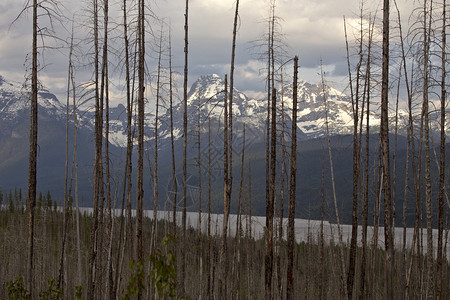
top-left (1, 73), bottom-right (447, 150)
top-left (1, 73), bottom-right (447, 220)
top-left (0, 75), bottom-right (65, 122)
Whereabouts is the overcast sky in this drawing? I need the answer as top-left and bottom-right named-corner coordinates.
top-left (0, 0), bottom-right (414, 106)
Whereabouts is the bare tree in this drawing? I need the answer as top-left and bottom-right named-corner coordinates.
top-left (168, 29), bottom-right (177, 238)
top-left (380, 0), bottom-right (393, 298)
top-left (232, 124), bottom-right (246, 299)
top-left (114, 0), bottom-right (134, 296)
top-left (436, 1), bottom-right (446, 298)
top-left (358, 14), bottom-right (375, 299)
top-left (220, 74), bottom-right (229, 298)
top-left (322, 60), bottom-right (347, 298)
top-left (136, 0), bottom-right (145, 298)
top-left (25, 0), bottom-right (38, 295)
top-left (265, 86), bottom-right (277, 300)
top-left (345, 8), bottom-right (365, 297)
top-left (286, 56), bottom-right (298, 300)
top-left (181, 0), bottom-right (189, 296)
top-left (227, 0), bottom-right (239, 214)
top-left (57, 21), bottom-right (76, 295)
top-left (421, 1), bottom-right (434, 297)
top-left (87, 0), bottom-right (102, 297)
top-left (207, 119), bottom-right (212, 299)
top-left (152, 23), bottom-right (164, 254)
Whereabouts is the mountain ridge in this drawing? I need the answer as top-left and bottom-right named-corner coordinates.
top-left (2, 73), bottom-right (437, 149)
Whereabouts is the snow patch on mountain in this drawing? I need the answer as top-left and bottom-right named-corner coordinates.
top-left (0, 76), bottom-right (65, 120)
top-left (2, 73), bottom-right (448, 149)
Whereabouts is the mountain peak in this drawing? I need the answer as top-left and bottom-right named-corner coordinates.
top-left (187, 74), bottom-right (225, 103)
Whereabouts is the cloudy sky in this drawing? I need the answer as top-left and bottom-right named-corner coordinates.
top-left (0, 0), bottom-right (414, 106)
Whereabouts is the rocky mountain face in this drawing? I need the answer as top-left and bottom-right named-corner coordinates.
top-left (0, 73), bottom-right (447, 225)
top-left (1, 73), bottom-right (430, 151)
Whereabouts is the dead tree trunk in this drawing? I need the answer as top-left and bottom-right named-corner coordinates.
top-left (265, 87), bottom-right (277, 300)
top-left (207, 119), bottom-right (212, 300)
top-left (87, 0), bottom-right (101, 297)
top-left (168, 30), bottom-right (177, 238)
top-left (27, 0), bottom-right (38, 296)
top-left (152, 24), bottom-right (164, 254)
top-left (196, 94), bottom-right (203, 299)
top-left (71, 61), bottom-right (82, 287)
top-left (358, 16), bottom-right (374, 299)
top-left (136, 0), bottom-right (145, 298)
top-left (227, 0), bottom-right (239, 225)
top-left (277, 72), bottom-right (286, 300)
top-left (220, 74), bottom-right (229, 299)
top-left (233, 124), bottom-right (246, 299)
top-left (181, 0), bottom-right (189, 295)
top-left (436, 1), bottom-right (446, 298)
top-left (57, 22), bottom-right (75, 294)
top-left (323, 58), bottom-right (347, 298)
top-left (345, 11), bottom-right (363, 297)
top-left (422, 1), bottom-right (434, 297)
top-left (380, 0), bottom-right (393, 298)
top-left (286, 56), bottom-right (298, 300)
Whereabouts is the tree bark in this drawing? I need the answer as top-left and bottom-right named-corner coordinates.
top-left (220, 74), bottom-right (229, 299)
top-left (358, 16), bottom-right (374, 299)
top-left (422, 1), bottom-right (434, 297)
top-left (27, 0), bottom-right (38, 296)
top-left (87, 0), bottom-right (101, 297)
top-left (57, 21), bottom-right (75, 294)
top-left (345, 11), bottom-right (363, 297)
top-left (207, 119), bottom-right (212, 299)
top-left (181, 0), bottom-right (189, 296)
top-left (436, 1), bottom-right (446, 298)
top-left (136, 0), bottom-right (145, 298)
top-left (286, 56), bottom-right (298, 300)
top-left (380, 0), bottom-right (393, 298)
top-left (169, 29), bottom-right (177, 238)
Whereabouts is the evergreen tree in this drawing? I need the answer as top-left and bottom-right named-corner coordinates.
top-left (47, 191), bottom-right (52, 210)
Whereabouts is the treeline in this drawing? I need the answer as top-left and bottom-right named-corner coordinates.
top-left (0, 189), bottom-right (57, 212)
top-left (1, 208), bottom-right (449, 299)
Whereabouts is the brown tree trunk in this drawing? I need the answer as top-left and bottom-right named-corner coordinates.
top-left (87, 0), bottom-right (101, 297)
top-left (345, 11), bottom-right (363, 297)
top-left (380, 0), bottom-right (393, 298)
top-left (436, 2), bottom-right (446, 298)
top-left (181, 0), bottom-right (189, 296)
top-left (207, 119), bottom-right (212, 299)
top-left (114, 0), bottom-right (133, 296)
top-left (233, 124), bottom-right (246, 299)
top-left (286, 56), bottom-right (298, 300)
top-left (71, 63), bottom-right (82, 288)
top-left (265, 87), bottom-right (277, 300)
top-left (102, 0), bottom-right (113, 295)
top-left (277, 73), bottom-right (286, 300)
top-left (152, 24), bottom-right (164, 255)
top-left (136, 0), bottom-right (145, 298)
top-left (323, 57), bottom-right (347, 298)
top-left (27, 0), bottom-right (38, 296)
top-left (247, 161), bottom-right (253, 300)
top-left (57, 22), bottom-right (75, 294)
top-left (220, 74), bottom-right (229, 299)
top-left (358, 16), bottom-right (374, 299)
top-left (228, 0), bottom-right (239, 224)
top-left (196, 90), bottom-right (203, 299)
top-left (169, 30), bottom-right (177, 238)
top-left (422, 1), bottom-right (434, 297)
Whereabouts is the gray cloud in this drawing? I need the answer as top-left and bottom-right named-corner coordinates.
top-left (1, 0), bottom-right (415, 105)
